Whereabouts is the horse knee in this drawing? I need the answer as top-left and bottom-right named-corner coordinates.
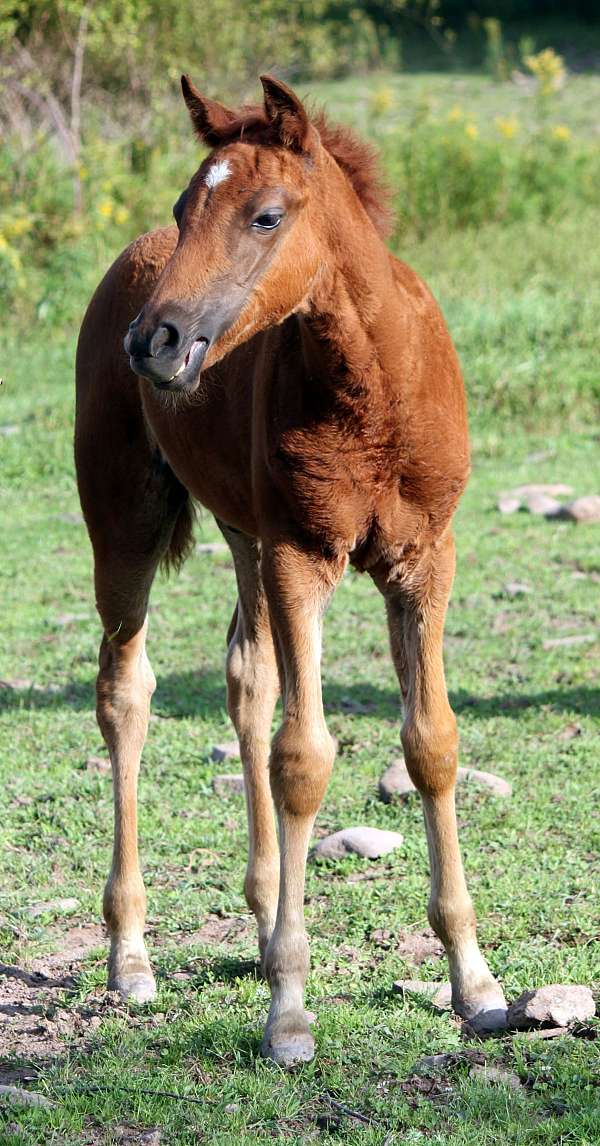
top-left (401, 711), bottom-right (458, 797)
top-left (270, 719), bottom-right (334, 817)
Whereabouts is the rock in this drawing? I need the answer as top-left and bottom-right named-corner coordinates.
top-left (212, 773), bottom-right (245, 797)
top-left (211, 741), bottom-right (240, 763)
top-left (543, 633), bottom-right (595, 650)
top-left (561, 495), bottom-right (600, 523)
top-left (55, 613), bottom-right (90, 626)
top-left (507, 985), bottom-right (595, 1030)
top-left (139, 1132), bottom-right (161, 1146)
top-left (509, 484), bottom-right (573, 499)
top-left (312, 826), bottom-right (403, 861)
top-left (379, 760), bottom-right (417, 801)
top-left (503, 581), bottom-right (532, 597)
top-left (379, 760), bottom-right (511, 802)
top-left (25, 897), bottom-right (79, 919)
top-left (557, 722), bottom-right (582, 742)
top-left (458, 767), bottom-right (512, 797)
top-left (196, 542), bottom-right (228, 554)
top-left (497, 495), bottom-right (521, 515)
top-left (411, 1049), bottom-right (484, 1075)
top-left (524, 492), bottom-right (562, 516)
top-left (470, 1064), bottom-right (522, 1090)
top-left (0, 1085), bottom-right (54, 1109)
top-left (86, 755), bottom-right (110, 774)
top-left (411, 1052), bottom-right (456, 1074)
top-left (523, 1026), bottom-right (568, 1040)
top-left (393, 979), bottom-right (452, 1009)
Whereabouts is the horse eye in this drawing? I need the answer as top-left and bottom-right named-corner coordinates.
top-left (252, 212), bottom-right (282, 231)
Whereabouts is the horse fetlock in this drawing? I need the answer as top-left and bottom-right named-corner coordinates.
top-left (264, 928), bottom-right (310, 991)
top-left (103, 873), bottom-right (147, 936)
top-left (428, 894), bottom-right (476, 950)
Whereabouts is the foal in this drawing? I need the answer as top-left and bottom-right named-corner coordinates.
top-left (75, 74), bottom-right (507, 1066)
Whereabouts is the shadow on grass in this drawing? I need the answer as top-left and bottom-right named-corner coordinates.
top-left (1, 673), bottom-right (598, 721)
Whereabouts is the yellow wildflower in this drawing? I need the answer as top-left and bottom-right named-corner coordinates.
top-left (551, 124), bottom-right (571, 142)
top-left (369, 87), bottom-right (393, 117)
top-left (524, 48), bottom-right (566, 96)
top-left (114, 205), bottom-right (130, 225)
top-left (0, 233), bottom-right (8, 251)
top-left (98, 199), bottom-right (114, 219)
top-left (447, 104), bottom-right (462, 123)
top-left (465, 123), bottom-right (478, 140)
top-left (495, 115), bottom-right (519, 139)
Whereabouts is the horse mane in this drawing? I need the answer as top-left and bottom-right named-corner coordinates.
top-left (311, 110), bottom-right (393, 239)
top-left (207, 104), bottom-right (393, 239)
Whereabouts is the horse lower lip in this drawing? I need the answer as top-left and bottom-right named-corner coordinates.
top-left (172, 339), bottom-right (208, 379)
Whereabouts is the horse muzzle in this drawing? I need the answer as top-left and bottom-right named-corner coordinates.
top-left (124, 311), bottom-right (211, 390)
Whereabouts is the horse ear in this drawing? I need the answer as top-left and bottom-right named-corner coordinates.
top-left (181, 75), bottom-right (236, 146)
top-left (260, 74), bottom-right (314, 153)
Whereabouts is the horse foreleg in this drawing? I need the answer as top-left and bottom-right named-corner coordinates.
top-left (259, 543), bottom-right (343, 1067)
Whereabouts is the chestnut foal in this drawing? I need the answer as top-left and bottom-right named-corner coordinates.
top-left (75, 74), bottom-right (507, 1066)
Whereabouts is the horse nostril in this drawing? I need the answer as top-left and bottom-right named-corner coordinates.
top-left (149, 322), bottom-right (180, 358)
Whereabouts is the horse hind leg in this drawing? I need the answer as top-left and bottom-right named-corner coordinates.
top-left (80, 446), bottom-right (193, 1003)
top-left (378, 534), bottom-right (507, 1034)
top-left (218, 523), bottom-right (280, 967)
top-left (96, 607), bottom-right (157, 1002)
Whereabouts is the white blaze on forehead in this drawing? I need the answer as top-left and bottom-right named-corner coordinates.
top-left (204, 159), bottom-right (231, 189)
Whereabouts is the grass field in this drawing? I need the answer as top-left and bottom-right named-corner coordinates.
top-left (1, 66), bottom-right (600, 1145)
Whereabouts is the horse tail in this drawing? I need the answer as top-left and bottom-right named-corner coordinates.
top-left (161, 481), bottom-right (196, 575)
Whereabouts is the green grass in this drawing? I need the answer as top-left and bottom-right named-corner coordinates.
top-left (1, 69), bottom-right (600, 1145)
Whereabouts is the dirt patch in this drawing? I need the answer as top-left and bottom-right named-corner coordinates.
top-left (0, 923), bottom-right (106, 1065)
top-left (396, 927), bottom-right (445, 965)
top-left (176, 914), bottom-right (251, 947)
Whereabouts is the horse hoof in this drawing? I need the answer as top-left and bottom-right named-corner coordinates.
top-left (261, 1024), bottom-right (314, 1068)
top-left (455, 988), bottom-right (508, 1035)
top-left (109, 971), bottom-right (156, 1004)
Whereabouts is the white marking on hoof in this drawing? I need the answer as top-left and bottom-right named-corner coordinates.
top-left (204, 159), bottom-right (231, 189)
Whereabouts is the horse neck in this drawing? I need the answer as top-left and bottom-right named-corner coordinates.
top-left (300, 179), bottom-right (397, 390)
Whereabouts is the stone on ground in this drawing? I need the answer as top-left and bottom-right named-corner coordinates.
top-left (470, 1064), bottom-right (523, 1090)
top-left (211, 740), bottom-right (240, 763)
top-left (379, 760), bottom-right (511, 802)
top-left (312, 826), bottom-right (403, 860)
top-left (503, 581), bottom-right (531, 597)
top-left (561, 494), bottom-right (600, 523)
top-left (0, 1085), bottom-right (54, 1109)
top-left (507, 985), bottom-right (595, 1030)
top-left (25, 898), bottom-right (79, 919)
top-left (212, 773), bottom-right (245, 797)
top-left (86, 755), bottom-right (110, 774)
top-left (524, 492), bottom-right (562, 516)
top-left (497, 494), bottom-right (521, 514)
top-left (393, 979), bottom-right (452, 1009)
